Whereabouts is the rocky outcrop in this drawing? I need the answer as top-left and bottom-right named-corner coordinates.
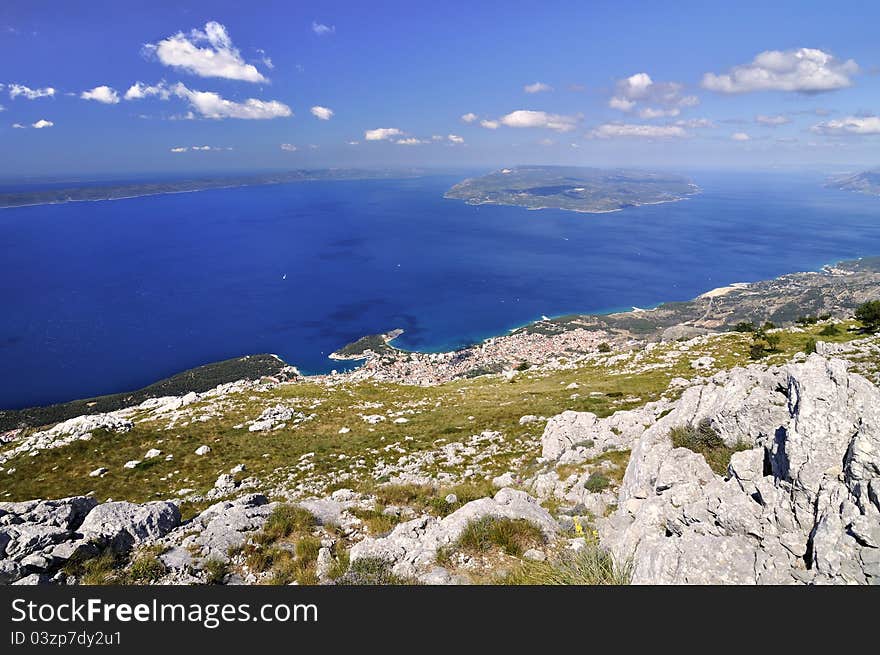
top-left (0, 413), bottom-right (132, 466)
top-left (78, 501), bottom-right (180, 553)
top-left (540, 403), bottom-right (666, 463)
top-left (350, 489), bottom-right (557, 582)
top-left (601, 354), bottom-right (880, 584)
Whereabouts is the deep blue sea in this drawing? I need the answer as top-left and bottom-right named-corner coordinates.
top-left (2, 171), bottom-right (880, 409)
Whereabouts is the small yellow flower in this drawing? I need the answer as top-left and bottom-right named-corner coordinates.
top-left (573, 517), bottom-right (585, 537)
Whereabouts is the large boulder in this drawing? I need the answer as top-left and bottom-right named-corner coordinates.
top-left (79, 501), bottom-right (180, 553)
top-left (540, 403), bottom-right (663, 463)
top-left (602, 355), bottom-right (880, 584)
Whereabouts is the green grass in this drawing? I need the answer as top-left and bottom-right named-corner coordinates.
top-left (201, 557), bottom-right (229, 585)
top-left (1, 323), bottom-right (868, 506)
top-left (335, 557), bottom-right (414, 585)
top-left (670, 419), bottom-right (750, 476)
top-left (262, 504), bottom-right (316, 541)
top-left (502, 544), bottom-right (631, 585)
top-left (440, 517), bottom-right (545, 562)
top-left (584, 472), bottom-right (611, 493)
top-left (123, 545), bottom-right (167, 584)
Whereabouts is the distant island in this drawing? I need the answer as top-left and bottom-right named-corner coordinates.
top-left (0, 169), bottom-right (423, 209)
top-left (826, 169), bottom-right (880, 196)
top-left (444, 166), bottom-right (698, 213)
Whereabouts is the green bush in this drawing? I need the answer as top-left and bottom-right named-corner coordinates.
top-left (584, 472), bottom-right (610, 493)
top-left (597, 342), bottom-right (612, 353)
top-left (855, 300), bottom-right (880, 333)
top-left (732, 321), bottom-right (757, 333)
top-left (805, 337), bottom-right (817, 355)
top-left (670, 419), bottom-right (749, 475)
top-left (124, 546), bottom-right (167, 584)
top-left (818, 324), bottom-right (839, 336)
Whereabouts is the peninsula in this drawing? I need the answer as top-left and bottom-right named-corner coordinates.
top-left (0, 169), bottom-right (422, 209)
top-left (444, 166), bottom-right (698, 213)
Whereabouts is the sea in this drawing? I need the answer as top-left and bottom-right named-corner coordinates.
top-left (2, 170), bottom-right (880, 410)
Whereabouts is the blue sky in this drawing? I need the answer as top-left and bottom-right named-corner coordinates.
top-left (2, 0), bottom-right (880, 177)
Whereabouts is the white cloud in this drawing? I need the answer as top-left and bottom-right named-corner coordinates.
top-left (257, 49), bottom-right (274, 69)
top-left (347, 141), bottom-right (359, 145)
top-left (395, 137), bottom-right (423, 145)
top-left (8, 83), bottom-right (55, 100)
top-left (498, 110), bottom-right (579, 132)
top-left (609, 73), bottom-right (697, 114)
top-left (124, 81), bottom-right (170, 100)
top-left (524, 81), bottom-right (552, 94)
top-left (172, 83), bottom-right (292, 119)
top-left (170, 147), bottom-right (188, 152)
top-left (12, 123), bottom-right (26, 128)
top-left (280, 143), bottom-right (298, 151)
top-left (675, 118), bottom-right (714, 129)
top-left (31, 119), bottom-right (53, 128)
top-left (364, 127), bottom-right (403, 141)
top-left (310, 105), bottom-right (333, 120)
top-left (80, 85), bottom-right (120, 104)
top-left (144, 21), bottom-right (268, 83)
top-left (447, 134), bottom-right (464, 144)
top-left (312, 21), bottom-right (335, 36)
top-left (608, 96), bottom-right (635, 111)
top-left (811, 116), bottom-right (880, 135)
top-left (731, 132), bottom-right (751, 141)
top-left (480, 119), bottom-right (499, 129)
top-left (639, 107), bottom-right (680, 119)
top-left (461, 112), bottom-right (478, 123)
top-left (0, 104), bottom-right (3, 111)
top-left (702, 48), bottom-right (858, 93)
top-left (589, 123), bottom-right (686, 138)
top-left (755, 114), bottom-right (791, 126)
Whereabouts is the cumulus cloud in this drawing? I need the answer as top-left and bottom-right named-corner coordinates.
top-left (639, 107), bottom-right (680, 119)
top-left (31, 119), bottom-right (53, 128)
top-left (124, 81), bottom-right (170, 100)
top-left (480, 119), bottom-right (499, 129)
top-left (588, 123), bottom-right (686, 138)
top-left (447, 134), bottom-right (464, 144)
top-left (310, 105), bottom-right (333, 120)
top-left (461, 112), bottom-right (478, 123)
top-left (609, 72), bottom-right (697, 115)
top-left (144, 21), bottom-right (268, 83)
top-left (80, 85), bottom-right (120, 104)
top-left (702, 48), bottom-right (858, 93)
top-left (811, 115), bottom-right (880, 135)
top-left (755, 114), bottom-right (791, 126)
top-left (12, 123), bottom-right (26, 128)
top-left (524, 81), bottom-right (553, 94)
top-left (364, 127), bottom-right (403, 141)
top-left (280, 143), bottom-right (298, 151)
top-left (675, 118), bottom-right (714, 129)
top-left (608, 96), bottom-right (635, 111)
top-left (498, 109), bottom-right (579, 132)
top-left (172, 83), bottom-right (292, 119)
top-left (395, 137), bottom-right (424, 145)
top-left (731, 132), bottom-right (751, 141)
top-left (8, 83), bottom-right (55, 100)
top-left (312, 21), bottom-right (335, 36)
top-left (170, 147), bottom-right (188, 152)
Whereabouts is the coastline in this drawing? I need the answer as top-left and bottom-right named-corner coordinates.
top-left (3, 253), bottom-right (878, 427)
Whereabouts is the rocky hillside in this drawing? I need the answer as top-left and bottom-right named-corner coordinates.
top-left (1, 318), bottom-right (879, 585)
